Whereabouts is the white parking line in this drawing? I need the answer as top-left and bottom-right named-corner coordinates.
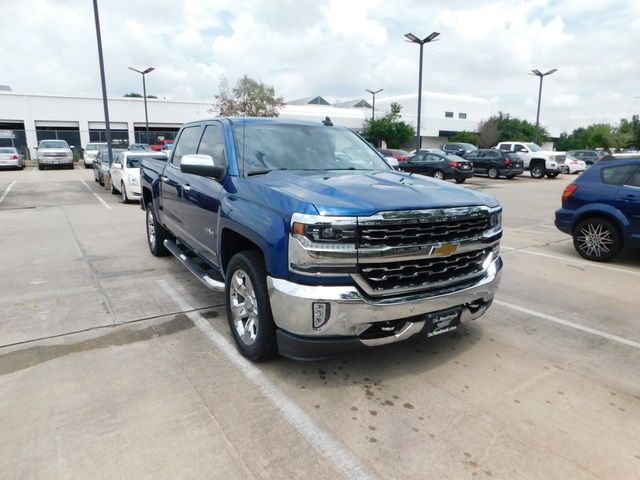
top-left (501, 246), bottom-right (640, 277)
top-left (32, 166), bottom-right (37, 172)
top-left (157, 279), bottom-right (375, 480)
top-left (0, 181), bottom-right (16, 203)
top-left (79, 179), bottom-right (111, 210)
top-left (494, 299), bottom-right (640, 350)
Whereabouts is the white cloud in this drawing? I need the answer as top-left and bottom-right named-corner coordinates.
top-left (0, 0), bottom-right (638, 135)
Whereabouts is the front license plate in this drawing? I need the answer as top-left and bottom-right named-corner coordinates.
top-left (425, 307), bottom-right (462, 338)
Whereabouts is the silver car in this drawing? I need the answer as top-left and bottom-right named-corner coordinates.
top-left (37, 139), bottom-right (74, 170)
top-left (83, 142), bottom-right (106, 169)
top-left (0, 147), bottom-right (25, 170)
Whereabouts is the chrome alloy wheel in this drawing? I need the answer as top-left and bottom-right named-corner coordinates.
top-left (147, 209), bottom-right (156, 250)
top-left (433, 170), bottom-right (444, 180)
top-left (577, 222), bottom-right (613, 258)
top-left (230, 270), bottom-right (259, 345)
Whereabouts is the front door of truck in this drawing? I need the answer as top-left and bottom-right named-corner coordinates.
top-left (181, 122), bottom-right (227, 267)
top-left (160, 125), bottom-right (202, 238)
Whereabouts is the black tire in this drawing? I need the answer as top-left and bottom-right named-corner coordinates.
top-left (573, 217), bottom-right (622, 262)
top-left (225, 250), bottom-right (278, 361)
top-left (121, 182), bottom-right (129, 203)
top-left (99, 174), bottom-right (104, 186)
top-left (487, 166), bottom-right (499, 179)
top-left (38, 164), bottom-right (44, 171)
top-left (506, 174), bottom-right (516, 179)
top-left (530, 162), bottom-right (545, 179)
top-left (454, 178), bottom-right (466, 184)
top-left (111, 182), bottom-right (118, 195)
top-left (145, 205), bottom-right (171, 257)
top-left (433, 170), bottom-right (445, 181)
top-left (546, 172), bottom-right (559, 179)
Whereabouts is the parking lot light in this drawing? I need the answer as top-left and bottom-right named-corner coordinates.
top-left (530, 68), bottom-right (558, 144)
top-left (128, 66), bottom-right (155, 145)
top-left (92, 0), bottom-right (113, 165)
top-left (405, 32), bottom-right (440, 150)
top-left (365, 89), bottom-right (383, 121)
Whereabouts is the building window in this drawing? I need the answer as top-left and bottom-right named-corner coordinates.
top-left (445, 111), bottom-right (453, 118)
top-left (459, 113), bottom-right (467, 119)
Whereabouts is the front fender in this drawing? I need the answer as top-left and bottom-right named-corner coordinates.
top-left (219, 195), bottom-right (290, 277)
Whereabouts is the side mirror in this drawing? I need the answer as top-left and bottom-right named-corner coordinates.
top-left (180, 154), bottom-right (226, 179)
top-left (384, 156), bottom-right (400, 169)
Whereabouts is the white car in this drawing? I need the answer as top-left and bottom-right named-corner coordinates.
top-left (0, 147), bottom-right (25, 169)
top-left (83, 142), bottom-right (106, 168)
top-left (109, 151), bottom-right (165, 203)
top-left (561, 155), bottom-right (587, 174)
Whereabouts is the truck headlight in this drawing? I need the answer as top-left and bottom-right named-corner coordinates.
top-left (489, 211), bottom-right (502, 229)
top-left (289, 213), bottom-right (357, 275)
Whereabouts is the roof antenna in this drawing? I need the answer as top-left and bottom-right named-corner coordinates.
top-left (322, 116), bottom-right (333, 126)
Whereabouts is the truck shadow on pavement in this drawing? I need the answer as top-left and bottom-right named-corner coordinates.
top-left (0, 314), bottom-right (195, 377)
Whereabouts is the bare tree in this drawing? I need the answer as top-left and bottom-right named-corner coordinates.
top-left (477, 118), bottom-right (500, 148)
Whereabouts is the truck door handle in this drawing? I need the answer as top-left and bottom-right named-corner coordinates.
top-left (160, 176), bottom-right (169, 182)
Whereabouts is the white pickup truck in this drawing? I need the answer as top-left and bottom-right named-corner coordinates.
top-left (495, 142), bottom-right (564, 179)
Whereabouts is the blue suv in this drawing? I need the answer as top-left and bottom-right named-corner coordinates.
top-left (555, 157), bottom-right (640, 261)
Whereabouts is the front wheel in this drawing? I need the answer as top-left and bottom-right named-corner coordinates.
top-left (433, 170), bottom-right (445, 180)
top-left (530, 163), bottom-right (545, 179)
top-left (573, 217), bottom-right (622, 262)
top-left (225, 251), bottom-right (277, 361)
top-left (121, 182), bottom-right (129, 203)
top-left (454, 178), bottom-right (466, 184)
top-left (146, 206), bottom-right (171, 257)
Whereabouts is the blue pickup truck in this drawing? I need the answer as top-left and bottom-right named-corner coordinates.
top-left (141, 117), bottom-right (503, 361)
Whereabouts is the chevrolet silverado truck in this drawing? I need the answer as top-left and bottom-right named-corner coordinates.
top-left (495, 141), bottom-right (564, 179)
top-left (141, 118), bottom-right (503, 361)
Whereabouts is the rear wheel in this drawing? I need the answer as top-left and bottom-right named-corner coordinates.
top-left (506, 174), bottom-right (516, 179)
top-left (573, 217), bottom-right (622, 262)
top-left (146, 205), bottom-right (171, 257)
top-left (487, 166), bottom-right (499, 179)
top-left (433, 170), bottom-right (445, 180)
top-left (110, 182), bottom-right (118, 195)
top-left (225, 251), bottom-right (277, 361)
top-left (454, 178), bottom-right (466, 184)
top-left (546, 172), bottom-right (559, 179)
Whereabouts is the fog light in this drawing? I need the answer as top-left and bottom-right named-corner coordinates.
top-left (312, 302), bottom-right (330, 329)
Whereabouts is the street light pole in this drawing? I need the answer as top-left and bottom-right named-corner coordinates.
top-left (365, 88), bottom-right (383, 121)
top-left (92, 0), bottom-right (112, 164)
top-left (405, 32), bottom-right (440, 151)
top-left (530, 68), bottom-right (557, 144)
top-left (128, 66), bottom-right (155, 144)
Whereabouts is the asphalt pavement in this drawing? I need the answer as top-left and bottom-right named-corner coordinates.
top-left (1, 166), bottom-right (639, 479)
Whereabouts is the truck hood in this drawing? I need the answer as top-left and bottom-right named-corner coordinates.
top-left (251, 170), bottom-right (499, 216)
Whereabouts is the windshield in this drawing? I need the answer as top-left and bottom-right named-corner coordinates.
top-left (460, 143), bottom-right (478, 151)
top-left (86, 143), bottom-right (104, 150)
top-left (525, 143), bottom-right (543, 152)
top-left (40, 140), bottom-right (69, 149)
top-left (130, 144), bottom-right (149, 151)
top-left (126, 155), bottom-right (164, 168)
top-left (0, 147), bottom-right (17, 154)
top-left (233, 124), bottom-right (390, 175)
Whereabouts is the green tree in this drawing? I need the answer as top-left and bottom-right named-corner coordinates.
top-left (123, 92), bottom-right (157, 99)
top-left (361, 103), bottom-right (415, 148)
top-left (213, 75), bottom-right (284, 117)
top-left (493, 112), bottom-right (550, 144)
top-left (448, 131), bottom-right (478, 146)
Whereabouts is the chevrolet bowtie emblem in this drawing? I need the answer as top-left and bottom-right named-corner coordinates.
top-left (434, 243), bottom-right (459, 256)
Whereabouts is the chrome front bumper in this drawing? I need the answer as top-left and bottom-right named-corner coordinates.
top-left (268, 256), bottom-right (502, 344)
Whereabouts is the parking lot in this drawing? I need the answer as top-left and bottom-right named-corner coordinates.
top-left (1, 166), bottom-right (639, 479)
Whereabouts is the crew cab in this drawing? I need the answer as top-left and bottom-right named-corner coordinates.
top-left (495, 142), bottom-right (564, 179)
top-left (141, 118), bottom-right (503, 361)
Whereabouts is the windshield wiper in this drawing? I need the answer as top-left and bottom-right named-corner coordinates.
top-left (246, 168), bottom-right (288, 176)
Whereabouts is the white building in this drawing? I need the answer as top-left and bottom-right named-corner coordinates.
top-left (0, 90), bottom-right (492, 158)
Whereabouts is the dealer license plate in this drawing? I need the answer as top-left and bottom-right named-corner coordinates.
top-left (425, 307), bottom-right (462, 338)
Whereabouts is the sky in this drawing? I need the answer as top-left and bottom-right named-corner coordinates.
top-left (1, 0), bottom-right (639, 136)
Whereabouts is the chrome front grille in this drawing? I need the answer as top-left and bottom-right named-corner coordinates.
top-left (357, 216), bottom-right (490, 248)
top-left (357, 248), bottom-right (490, 295)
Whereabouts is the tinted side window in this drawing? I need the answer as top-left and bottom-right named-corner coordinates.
top-left (411, 154), bottom-right (426, 162)
top-left (488, 151), bottom-right (501, 159)
top-left (172, 126), bottom-right (202, 167)
top-left (465, 151), bottom-right (479, 159)
top-left (499, 143), bottom-right (512, 151)
top-left (601, 165), bottom-right (637, 185)
top-left (624, 167), bottom-right (640, 187)
top-left (426, 155), bottom-right (441, 163)
top-left (198, 124), bottom-right (227, 167)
